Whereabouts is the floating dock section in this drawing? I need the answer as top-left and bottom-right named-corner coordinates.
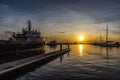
top-left (0, 48), bottom-right (70, 80)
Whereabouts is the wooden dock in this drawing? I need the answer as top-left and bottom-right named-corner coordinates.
top-left (0, 48), bottom-right (70, 80)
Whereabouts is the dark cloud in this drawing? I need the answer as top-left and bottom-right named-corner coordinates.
top-left (0, 0), bottom-right (120, 40)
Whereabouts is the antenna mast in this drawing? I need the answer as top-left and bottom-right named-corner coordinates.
top-left (28, 20), bottom-right (32, 31)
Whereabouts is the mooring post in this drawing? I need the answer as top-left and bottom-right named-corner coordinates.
top-left (60, 43), bottom-right (62, 51)
top-left (68, 43), bottom-right (70, 49)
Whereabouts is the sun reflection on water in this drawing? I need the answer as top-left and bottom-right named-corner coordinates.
top-left (79, 44), bottom-right (83, 56)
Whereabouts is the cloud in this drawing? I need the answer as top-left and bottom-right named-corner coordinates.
top-left (4, 31), bottom-right (13, 35)
top-left (0, 0), bottom-right (120, 41)
top-left (111, 30), bottom-right (120, 34)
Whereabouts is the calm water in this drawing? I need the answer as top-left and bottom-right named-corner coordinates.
top-left (16, 45), bottom-right (120, 80)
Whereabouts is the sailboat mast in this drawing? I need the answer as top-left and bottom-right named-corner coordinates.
top-left (100, 35), bottom-right (102, 43)
top-left (106, 25), bottom-right (108, 43)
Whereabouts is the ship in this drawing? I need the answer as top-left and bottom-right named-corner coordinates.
top-left (10, 20), bottom-right (45, 44)
top-left (0, 20), bottom-right (45, 52)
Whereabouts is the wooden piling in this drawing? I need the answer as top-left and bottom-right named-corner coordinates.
top-left (60, 43), bottom-right (62, 51)
top-left (68, 43), bottom-right (70, 49)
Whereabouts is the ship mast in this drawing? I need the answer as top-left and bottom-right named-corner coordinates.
top-left (106, 25), bottom-right (108, 43)
top-left (28, 20), bottom-right (32, 31)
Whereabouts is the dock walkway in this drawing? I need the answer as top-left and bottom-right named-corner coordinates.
top-left (0, 48), bottom-right (70, 80)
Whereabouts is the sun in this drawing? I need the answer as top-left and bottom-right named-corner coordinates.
top-left (78, 36), bottom-right (84, 41)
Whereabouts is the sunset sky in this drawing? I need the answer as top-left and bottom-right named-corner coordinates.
top-left (0, 0), bottom-right (120, 42)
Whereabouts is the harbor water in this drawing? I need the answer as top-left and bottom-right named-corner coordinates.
top-left (16, 45), bottom-right (120, 80)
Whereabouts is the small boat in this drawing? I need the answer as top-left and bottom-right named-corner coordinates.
top-left (47, 40), bottom-right (58, 46)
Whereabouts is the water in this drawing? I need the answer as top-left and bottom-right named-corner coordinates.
top-left (16, 45), bottom-right (120, 80)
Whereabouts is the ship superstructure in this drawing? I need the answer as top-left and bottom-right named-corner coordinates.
top-left (10, 20), bottom-right (44, 44)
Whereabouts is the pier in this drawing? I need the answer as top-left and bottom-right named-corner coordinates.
top-left (0, 47), bottom-right (70, 80)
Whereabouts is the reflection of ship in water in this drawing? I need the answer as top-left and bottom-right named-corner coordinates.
top-left (0, 47), bottom-right (45, 64)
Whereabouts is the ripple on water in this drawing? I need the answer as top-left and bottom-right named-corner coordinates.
top-left (16, 45), bottom-right (120, 80)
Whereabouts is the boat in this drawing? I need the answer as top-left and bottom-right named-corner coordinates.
top-left (92, 25), bottom-right (120, 47)
top-left (9, 20), bottom-right (45, 45)
top-left (47, 40), bottom-right (58, 46)
top-left (0, 20), bottom-right (45, 52)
